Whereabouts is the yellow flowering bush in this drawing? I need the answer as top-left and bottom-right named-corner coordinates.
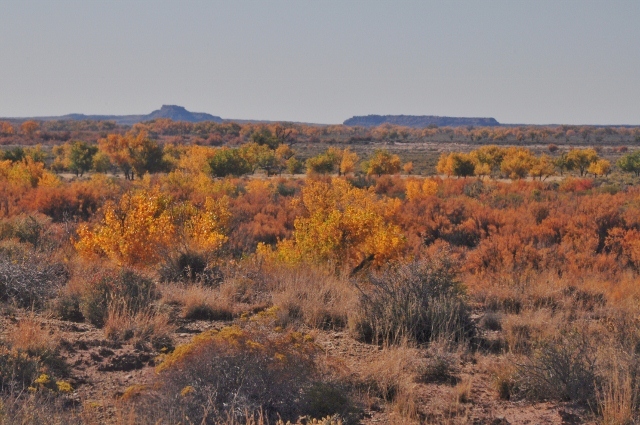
top-left (131, 325), bottom-right (354, 423)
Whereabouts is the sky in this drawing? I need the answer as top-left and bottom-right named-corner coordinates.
top-left (0, 0), bottom-right (639, 125)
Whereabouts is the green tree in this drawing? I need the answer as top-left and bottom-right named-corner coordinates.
top-left (129, 136), bottom-right (165, 177)
top-left (250, 129), bottom-right (279, 149)
top-left (286, 157), bottom-right (304, 175)
top-left (92, 151), bottom-right (112, 173)
top-left (209, 148), bottom-right (251, 177)
top-left (68, 141), bottom-right (98, 176)
top-left (306, 148), bottom-right (341, 175)
top-left (1, 147), bottom-right (25, 162)
top-left (617, 151), bottom-right (640, 177)
top-left (436, 152), bottom-right (475, 178)
top-left (554, 153), bottom-right (571, 176)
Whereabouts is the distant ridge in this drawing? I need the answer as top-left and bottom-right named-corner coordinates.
top-left (343, 114), bottom-right (500, 128)
top-left (11, 105), bottom-right (223, 125)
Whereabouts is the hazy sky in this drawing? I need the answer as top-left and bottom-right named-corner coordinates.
top-left (1, 0), bottom-right (639, 124)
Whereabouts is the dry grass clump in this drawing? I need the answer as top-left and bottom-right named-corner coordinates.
top-left (487, 357), bottom-right (518, 400)
top-left (502, 309), bottom-right (558, 354)
top-left (5, 316), bottom-right (58, 356)
top-left (160, 283), bottom-right (235, 321)
top-left (360, 346), bottom-right (424, 422)
top-left (268, 266), bottom-right (358, 330)
top-left (598, 363), bottom-right (637, 425)
top-left (103, 306), bottom-right (174, 349)
top-left (0, 393), bottom-right (85, 425)
top-left (418, 342), bottom-right (460, 385)
top-left (451, 376), bottom-right (473, 404)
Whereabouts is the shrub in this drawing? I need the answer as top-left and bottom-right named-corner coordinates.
top-left (0, 320), bottom-right (66, 395)
top-left (80, 268), bottom-right (158, 328)
top-left (419, 344), bottom-right (459, 385)
top-left (0, 256), bottom-right (67, 309)
top-left (103, 306), bottom-right (174, 349)
top-left (131, 326), bottom-right (354, 423)
top-left (515, 330), bottom-right (598, 404)
top-left (357, 256), bottom-right (474, 345)
top-left (159, 251), bottom-right (222, 286)
top-left (0, 346), bottom-right (40, 393)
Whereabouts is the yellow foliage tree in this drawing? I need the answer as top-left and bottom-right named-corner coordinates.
top-left (403, 161), bottom-right (414, 175)
top-left (0, 122), bottom-right (14, 136)
top-left (405, 178), bottom-right (438, 202)
top-left (176, 145), bottom-right (218, 174)
top-left (500, 147), bottom-right (535, 179)
top-left (0, 157), bottom-right (57, 188)
top-left (529, 154), bottom-right (556, 180)
top-left (587, 159), bottom-right (611, 177)
top-left (364, 149), bottom-right (401, 176)
top-left (75, 189), bottom-right (229, 266)
top-left (339, 148), bottom-right (359, 176)
top-left (566, 148), bottom-right (599, 176)
top-left (261, 178), bottom-right (404, 269)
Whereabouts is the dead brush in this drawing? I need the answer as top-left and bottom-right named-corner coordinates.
top-left (418, 341), bottom-right (460, 385)
top-left (360, 346), bottom-right (423, 421)
top-left (514, 327), bottom-right (599, 405)
top-left (103, 305), bottom-right (174, 349)
top-left (357, 257), bottom-right (474, 346)
top-left (268, 266), bottom-right (357, 330)
top-left (161, 283), bottom-right (234, 321)
top-left (502, 309), bottom-right (558, 355)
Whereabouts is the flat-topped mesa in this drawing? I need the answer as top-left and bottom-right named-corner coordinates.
top-left (9, 105), bottom-right (223, 125)
top-left (343, 114), bottom-right (500, 128)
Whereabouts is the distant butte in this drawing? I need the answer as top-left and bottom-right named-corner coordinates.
top-left (6, 105), bottom-right (223, 125)
top-left (343, 114), bottom-right (500, 128)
